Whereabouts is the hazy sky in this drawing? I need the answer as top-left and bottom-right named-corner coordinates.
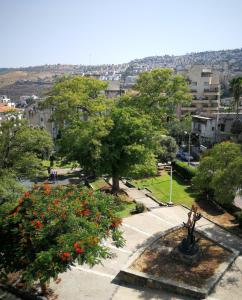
top-left (1, 0), bottom-right (242, 67)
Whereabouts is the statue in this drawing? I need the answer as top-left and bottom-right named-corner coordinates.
top-left (178, 205), bottom-right (202, 256)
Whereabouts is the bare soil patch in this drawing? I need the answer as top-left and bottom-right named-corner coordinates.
top-left (131, 227), bottom-right (231, 288)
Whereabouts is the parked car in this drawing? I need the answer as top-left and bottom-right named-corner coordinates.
top-left (176, 150), bottom-right (193, 162)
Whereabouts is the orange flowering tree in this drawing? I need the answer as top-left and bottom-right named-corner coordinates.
top-left (0, 184), bottom-right (124, 291)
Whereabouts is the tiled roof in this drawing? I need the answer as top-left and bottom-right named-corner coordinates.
top-left (0, 104), bottom-right (16, 113)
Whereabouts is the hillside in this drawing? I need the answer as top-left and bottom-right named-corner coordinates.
top-left (0, 48), bottom-right (242, 99)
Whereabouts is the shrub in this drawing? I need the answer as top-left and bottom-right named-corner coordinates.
top-left (132, 202), bottom-right (145, 214)
top-left (235, 211), bottom-right (242, 227)
top-left (173, 161), bottom-right (197, 181)
top-left (0, 184), bottom-right (124, 291)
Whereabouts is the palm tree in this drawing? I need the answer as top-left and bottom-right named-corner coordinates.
top-left (229, 77), bottom-right (242, 135)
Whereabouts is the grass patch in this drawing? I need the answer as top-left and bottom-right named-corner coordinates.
top-left (90, 178), bottom-right (110, 191)
top-left (132, 172), bottom-right (197, 207)
top-left (42, 159), bottom-right (78, 169)
top-left (116, 202), bottom-right (136, 218)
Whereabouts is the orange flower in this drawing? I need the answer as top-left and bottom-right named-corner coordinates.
top-left (81, 200), bottom-right (89, 206)
top-left (18, 198), bottom-right (23, 204)
top-left (24, 192), bottom-right (30, 198)
top-left (80, 209), bottom-right (91, 216)
top-left (44, 183), bottom-right (51, 195)
top-left (53, 199), bottom-right (59, 205)
top-left (66, 191), bottom-right (73, 197)
top-left (75, 247), bottom-right (84, 254)
top-left (61, 252), bottom-right (71, 261)
top-left (33, 220), bottom-right (43, 229)
top-left (74, 242), bottom-right (79, 248)
top-left (110, 217), bottom-right (122, 229)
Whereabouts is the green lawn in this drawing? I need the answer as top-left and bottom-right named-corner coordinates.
top-left (132, 172), bottom-right (197, 207)
top-left (90, 178), bottom-right (110, 191)
top-left (42, 159), bottom-right (78, 169)
top-left (116, 202), bottom-right (136, 218)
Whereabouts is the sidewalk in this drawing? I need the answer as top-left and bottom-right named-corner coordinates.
top-left (117, 180), bottom-right (161, 210)
top-left (49, 205), bottom-right (242, 300)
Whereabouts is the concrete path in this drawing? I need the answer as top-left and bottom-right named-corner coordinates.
top-left (119, 180), bottom-right (160, 210)
top-left (50, 205), bottom-right (242, 300)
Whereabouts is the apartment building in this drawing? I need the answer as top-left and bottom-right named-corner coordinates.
top-left (180, 65), bottom-right (220, 117)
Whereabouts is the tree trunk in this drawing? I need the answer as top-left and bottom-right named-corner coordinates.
top-left (40, 282), bottom-right (48, 295)
top-left (112, 174), bottom-right (120, 194)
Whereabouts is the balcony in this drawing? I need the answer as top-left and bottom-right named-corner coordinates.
top-left (204, 88), bottom-right (219, 95)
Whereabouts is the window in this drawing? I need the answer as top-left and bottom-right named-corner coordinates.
top-left (220, 124), bottom-right (225, 132)
top-left (191, 82), bottom-right (197, 86)
top-left (204, 82), bottom-right (209, 86)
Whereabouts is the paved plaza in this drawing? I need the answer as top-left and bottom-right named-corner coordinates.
top-left (50, 205), bottom-right (242, 300)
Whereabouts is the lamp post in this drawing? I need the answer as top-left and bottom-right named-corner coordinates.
top-left (168, 165), bottom-right (173, 206)
top-left (184, 131), bottom-right (191, 166)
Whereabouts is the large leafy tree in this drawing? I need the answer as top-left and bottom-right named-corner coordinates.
top-left (192, 142), bottom-right (242, 205)
top-left (0, 118), bottom-right (53, 203)
top-left (59, 102), bottom-right (161, 193)
top-left (0, 184), bottom-right (124, 292)
top-left (44, 71), bottom-right (191, 193)
top-left (42, 76), bottom-right (111, 127)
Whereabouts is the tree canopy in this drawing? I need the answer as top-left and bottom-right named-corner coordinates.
top-left (0, 118), bottom-right (53, 203)
top-left (192, 142), bottom-right (242, 205)
top-left (0, 184), bottom-right (124, 291)
top-left (44, 70), bottom-right (191, 192)
top-left (132, 68), bottom-right (192, 122)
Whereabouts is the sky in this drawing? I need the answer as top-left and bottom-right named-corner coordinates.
top-left (1, 0), bottom-right (242, 67)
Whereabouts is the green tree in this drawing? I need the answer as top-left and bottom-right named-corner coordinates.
top-left (59, 103), bottom-right (160, 193)
top-left (42, 76), bottom-right (111, 128)
top-left (230, 77), bottom-right (242, 135)
top-left (132, 68), bottom-right (192, 123)
top-left (230, 77), bottom-right (242, 117)
top-left (192, 142), bottom-right (241, 205)
top-left (44, 71), bottom-right (191, 193)
top-left (166, 115), bottom-right (192, 145)
top-left (0, 118), bottom-right (53, 203)
top-left (0, 184), bottom-right (124, 292)
top-left (212, 157), bottom-right (242, 205)
top-left (159, 135), bottom-right (178, 163)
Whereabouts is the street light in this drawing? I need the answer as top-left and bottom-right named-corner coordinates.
top-left (184, 131), bottom-right (191, 166)
top-left (169, 165), bottom-right (173, 206)
top-left (166, 164), bottom-right (173, 206)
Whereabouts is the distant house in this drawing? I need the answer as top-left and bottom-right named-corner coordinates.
top-left (0, 95), bottom-right (23, 122)
top-left (192, 112), bottom-right (242, 147)
top-left (105, 80), bottom-right (125, 98)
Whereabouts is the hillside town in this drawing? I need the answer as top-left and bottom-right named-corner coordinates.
top-left (1, 51), bottom-right (242, 154)
top-left (1, 1), bottom-right (242, 299)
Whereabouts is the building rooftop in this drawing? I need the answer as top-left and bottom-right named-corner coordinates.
top-left (0, 104), bottom-right (15, 113)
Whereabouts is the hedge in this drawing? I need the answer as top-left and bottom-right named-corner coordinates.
top-left (172, 160), bottom-right (197, 181)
